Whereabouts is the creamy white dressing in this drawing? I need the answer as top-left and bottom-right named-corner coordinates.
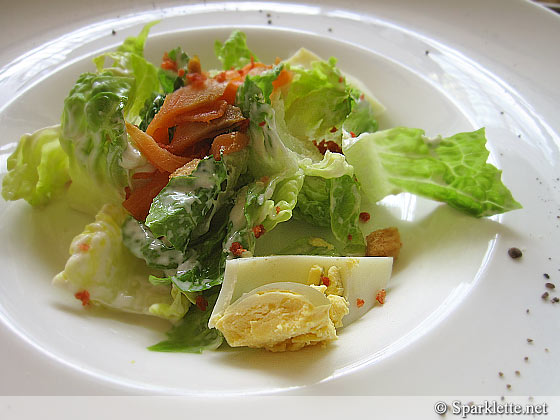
top-left (159, 190), bottom-right (200, 213)
top-left (122, 218), bottom-right (183, 268)
top-left (175, 253), bottom-right (200, 274)
top-left (121, 140), bottom-right (149, 170)
top-left (190, 159), bottom-right (220, 189)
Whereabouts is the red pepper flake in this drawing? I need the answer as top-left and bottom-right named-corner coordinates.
top-left (376, 289), bottom-right (386, 305)
top-left (329, 126), bottom-right (338, 133)
top-left (177, 68), bottom-right (185, 77)
top-left (350, 131), bottom-right (357, 138)
top-left (78, 242), bottom-right (90, 252)
top-left (74, 290), bottom-right (90, 307)
top-left (252, 224), bottom-right (266, 238)
top-left (347, 234), bottom-right (353, 241)
top-left (338, 76), bottom-right (344, 83)
top-left (161, 52), bottom-right (178, 72)
top-left (195, 295), bottom-right (208, 311)
top-left (359, 93), bottom-right (365, 101)
top-left (185, 72), bottom-right (207, 88)
top-left (320, 276), bottom-right (330, 287)
top-left (214, 71), bottom-right (227, 83)
top-left (312, 139), bottom-right (343, 155)
top-left (359, 212), bottom-right (371, 222)
top-left (259, 121), bottom-right (266, 127)
top-left (260, 176), bottom-right (270, 184)
top-left (229, 242), bottom-right (246, 257)
top-left (356, 298), bottom-right (365, 308)
top-left (275, 206), bottom-right (281, 214)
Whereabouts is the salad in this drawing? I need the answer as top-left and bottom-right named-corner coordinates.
top-left (1, 25), bottom-right (521, 353)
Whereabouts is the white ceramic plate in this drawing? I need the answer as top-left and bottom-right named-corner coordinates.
top-left (0, 0), bottom-right (559, 395)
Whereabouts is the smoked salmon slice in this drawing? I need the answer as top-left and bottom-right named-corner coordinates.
top-left (166, 105), bottom-right (246, 155)
top-left (126, 122), bottom-right (190, 173)
top-left (146, 79), bottom-right (227, 139)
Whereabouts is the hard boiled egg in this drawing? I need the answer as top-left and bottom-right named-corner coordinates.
top-left (209, 255), bottom-right (393, 329)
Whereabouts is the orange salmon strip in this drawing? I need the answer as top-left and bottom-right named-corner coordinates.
top-left (146, 79), bottom-right (226, 138)
top-left (122, 171), bottom-right (170, 221)
top-left (126, 122), bottom-right (189, 173)
top-left (211, 132), bottom-right (249, 160)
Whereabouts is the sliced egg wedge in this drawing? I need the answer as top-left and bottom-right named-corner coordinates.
top-left (236, 281), bottom-right (331, 307)
top-left (209, 255), bottom-right (392, 328)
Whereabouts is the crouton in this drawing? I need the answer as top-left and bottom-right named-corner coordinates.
top-left (170, 158), bottom-right (201, 178)
top-left (366, 227), bottom-right (402, 259)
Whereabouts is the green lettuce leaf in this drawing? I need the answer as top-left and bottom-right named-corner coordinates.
top-left (148, 290), bottom-right (223, 353)
top-left (293, 174), bottom-right (365, 255)
top-left (283, 57), bottom-right (352, 142)
top-left (222, 186), bottom-right (256, 258)
top-left (236, 68), bottom-right (311, 235)
top-left (150, 207), bottom-right (230, 293)
top-left (293, 176), bottom-right (330, 227)
top-left (145, 157), bottom-right (228, 252)
top-left (93, 22), bottom-right (160, 121)
top-left (237, 68), bottom-right (301, 177)
top-left (2, 125), bottom-right (70, 206)
top-left (343, 92), bottom-right (379, 136)
top-left (52, 204), bottom-right (189, 321)
top-left (329, 175), bottom-right (365, 255)
top-left (277, 237), bottom-right (340, 256)
top-left (145, 150), bottom-right (247, 253)
top-left (214, 30), bottom-right (258, 70)
top-left (299, 150), bottom-right (354, 179)
top-left (343, 127), bottom-right (522, 217)
top-left (157, 46), bottom-right (190, 93)
top-left (245, 170), bottom-right (305, 232)
top-left (116, 21), bottom-right (158, 56)
top-left (138, 93), bottom-right (166, 132)
top-left (149, 284), bottom-right (192, 320)
top-left (147, 150), bottom-right (251, 292)
top-left (60, 72), bottom-right (133, 213)
top-left (121, 216), bottom-right (184, 269)
top-left (284, 46), bottom-right (384, 121)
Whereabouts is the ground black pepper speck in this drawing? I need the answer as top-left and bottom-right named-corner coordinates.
top-left (545, 282), bottom-right (555, 289)
top-left (544, 273), bottom-right (550, 279)
top-left (508, 247), bottom-right (523, 259)
top-left (542, 292), bottom-right (549, 300)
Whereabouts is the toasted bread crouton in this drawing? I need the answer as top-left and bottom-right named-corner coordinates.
top-left (366, 227), bottom-right (402, 259)
top-left (170, 158), bottom-right (201, 178)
